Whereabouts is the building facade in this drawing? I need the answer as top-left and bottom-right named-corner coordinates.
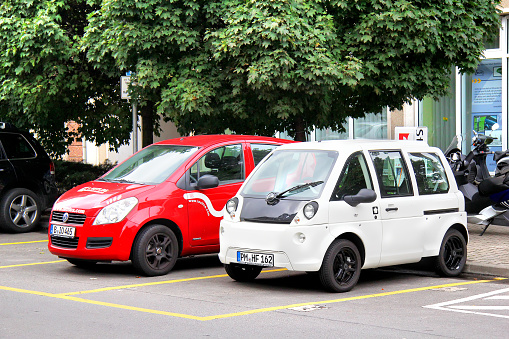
top-left (419, 2), bottom-right (509, 171)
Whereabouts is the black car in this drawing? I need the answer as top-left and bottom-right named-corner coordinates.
top-left (0, 123), bottom-right (58, 233)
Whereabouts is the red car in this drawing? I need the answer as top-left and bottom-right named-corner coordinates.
top-left (48, 135), bottom-right (294, 276)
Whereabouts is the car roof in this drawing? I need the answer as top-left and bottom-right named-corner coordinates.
top-left (153, 134), bottom-right (295, 147)
top-left (274, 139), bottom-right (436, 153)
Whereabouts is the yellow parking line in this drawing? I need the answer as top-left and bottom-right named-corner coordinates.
top-left (201, 279), bottom-right (498, 320)
top-left (0, 285), bottom-right (203, 320)
top-left (0, 260), bottom-right (66, 269)
top-left (0, 240), bottom-right (48, 245)
top-left (57, 268), bottom-right (288, 296)
top-left (0, 278), bottom-right (500, 321)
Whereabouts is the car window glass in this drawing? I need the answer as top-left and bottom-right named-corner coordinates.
top-left (409, 152), bottom-right (449, 195)
top-left (0, 133), bottom-right (36, 159)
top-left (190, 144), bottom-right (243, 184)
top-left (102, 145), bottom-right (199, 185)
top-left (369, 151), bottom-right (413, 197)
top-left (332, 152), bottom-right (373, 201)
top-left (241, 150), bottom-right (337, 200)
top-left (251, 144), bottom-right (279, 166)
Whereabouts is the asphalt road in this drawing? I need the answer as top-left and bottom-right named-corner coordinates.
top-left (1, 227), bottom-right (508, 338)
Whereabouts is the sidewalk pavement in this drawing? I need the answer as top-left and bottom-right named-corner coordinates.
top-left (465, 223), bottom-right (509, 278)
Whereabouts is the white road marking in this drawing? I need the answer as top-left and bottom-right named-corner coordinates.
top-left (424, 287), bottom-right (509, 319)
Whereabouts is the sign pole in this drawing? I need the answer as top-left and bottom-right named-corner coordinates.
top-left (132, 101), bottom-right (138, 153)
top-left (121, 73), bottom-right (138, 154)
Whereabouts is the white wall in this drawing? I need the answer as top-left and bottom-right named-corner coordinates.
top-left (83, 119), bottom-right (181, 165)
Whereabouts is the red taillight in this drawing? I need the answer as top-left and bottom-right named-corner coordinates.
top-left (50, 161), bottom-right (55, 176)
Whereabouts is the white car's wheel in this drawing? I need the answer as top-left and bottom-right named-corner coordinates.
top-left (435, 229), bottom-right (467, 277)
top-left (319, 239), bottom-right (361, 292)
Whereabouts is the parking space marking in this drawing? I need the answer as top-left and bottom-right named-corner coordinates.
top-left (424, 287), bottom-right (509, 319)
top-left (0, 240), bottom-right (48, 245)
top-left (56, 268), bottom-right (288, 296)
top-left (0, 285), bottom-right (204, 320)
top-left (0, 260), bottom-right (66, 269)
top-left (203, 279), bottom-right (497, 320)
top-left (0, 278), bottom-right (497, 321)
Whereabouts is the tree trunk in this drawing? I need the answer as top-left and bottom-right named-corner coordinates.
top-left (140, 100), bottom-right (154, 148)
top-left (294, 116), bottom-right (307, 141)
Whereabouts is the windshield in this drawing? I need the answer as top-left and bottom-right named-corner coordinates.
top-left (101, 145), bottom-right (199, 185)
top-left (241, 149), bottom-right (338, 200)
top-left (445, 135), bottom-right (463, 155)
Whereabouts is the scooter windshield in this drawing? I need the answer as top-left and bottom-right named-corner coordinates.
top-left (445, 135), bottom-right (463, 155)
top-left (241, 149), bottom-right (338, 200)
top-left (101, 145), bottom-right (199, 185)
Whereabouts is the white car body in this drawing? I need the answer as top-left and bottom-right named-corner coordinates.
top-left (219, 140), bottom-right (468, 291)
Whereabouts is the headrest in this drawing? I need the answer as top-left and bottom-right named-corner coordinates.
top-left (205, 153), bottom-right (220, 169)
top-left (220, 156), bottom-right (238, 169)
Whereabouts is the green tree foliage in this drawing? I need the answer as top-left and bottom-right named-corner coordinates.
top-left (0, 0), bottom-right (131, 155)
top-left (0, 0), bottom-right (501, 150)
top-left (82, 0), bottom-right (502, 141)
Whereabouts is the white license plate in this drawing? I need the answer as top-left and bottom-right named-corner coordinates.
top-left (237, 251), bottom-right (274, 267)
top-left (50, 225), bottom-right (76, 238)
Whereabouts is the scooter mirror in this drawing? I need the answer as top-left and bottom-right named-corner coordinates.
top-left (492, 123), bottom-right (500, 130)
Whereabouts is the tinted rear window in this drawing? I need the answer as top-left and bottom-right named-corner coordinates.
top-left (0, 133), bottom-right (36, 159)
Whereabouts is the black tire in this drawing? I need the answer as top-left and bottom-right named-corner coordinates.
top-left (0, 188), bottom-right (41, 233)
top-left (66, 258), bottom-right (98, 268)
top-left (435, 229), bottom-right (467, 277)
top-left (319, 239), bottom-right (361, 293)
top-left (131, 225), bottom-right (179, 276)
top-left (224, 264), bottom-right (263, 282)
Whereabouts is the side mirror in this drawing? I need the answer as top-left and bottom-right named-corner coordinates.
top-left (196, 174), bottom-right (219, 190)
top-left (344, 188), bottom-right (377, 207)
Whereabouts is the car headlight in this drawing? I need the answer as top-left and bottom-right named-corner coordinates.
top-left (93, 197), bottom-right (138, 225)
top-left (226, 197), bottom-right (239, 217)
top-left (303, 201), bottom-right (319, 219)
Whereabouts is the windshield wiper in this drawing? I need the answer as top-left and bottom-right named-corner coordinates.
top-left (111, 178), bottom-right (137, 184)
top-left (275, 181), bottom-right (324, 199)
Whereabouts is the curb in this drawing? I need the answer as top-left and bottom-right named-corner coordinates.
top-left (464, 262), bottom-right (509, 278)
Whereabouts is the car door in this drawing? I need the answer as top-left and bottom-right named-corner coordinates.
top-left (406, 151), bottom-right (460, 255)
top-left (187, 143), bottom-right (246, 246)
top-left (0, 133), bottom-right (33, 191)
top-left (328, 151), bottom-right (383, 268)
top-left (369, 150), bottom-right (425, 266)
top-left (0, 139), bottom-right (16, 192)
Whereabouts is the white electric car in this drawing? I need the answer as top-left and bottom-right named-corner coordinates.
top-left (218, 140), bottom-right (468, 292)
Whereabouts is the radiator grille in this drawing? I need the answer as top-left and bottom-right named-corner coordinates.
top-left (50, 236), bottom-right (79, 249)
top-left (51, 211), bottom-right (87, 225)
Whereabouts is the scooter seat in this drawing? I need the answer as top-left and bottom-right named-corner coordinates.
top-left (478, 175), bottom-right (509, 196)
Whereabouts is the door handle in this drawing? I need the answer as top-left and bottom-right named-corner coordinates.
top-left (386, 207), bottom-right (398, 212)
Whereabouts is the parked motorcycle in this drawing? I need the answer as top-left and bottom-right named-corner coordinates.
top-left (445, 128), bottom-right (509, 235)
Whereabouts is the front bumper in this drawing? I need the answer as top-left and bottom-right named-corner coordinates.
top-left (218, 219), bottom-right (334, 272)
top-left (48, 216), bottom-right (138, 262)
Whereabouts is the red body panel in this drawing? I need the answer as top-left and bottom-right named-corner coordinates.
top-left (48, 135), bottom-right (294, 262)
